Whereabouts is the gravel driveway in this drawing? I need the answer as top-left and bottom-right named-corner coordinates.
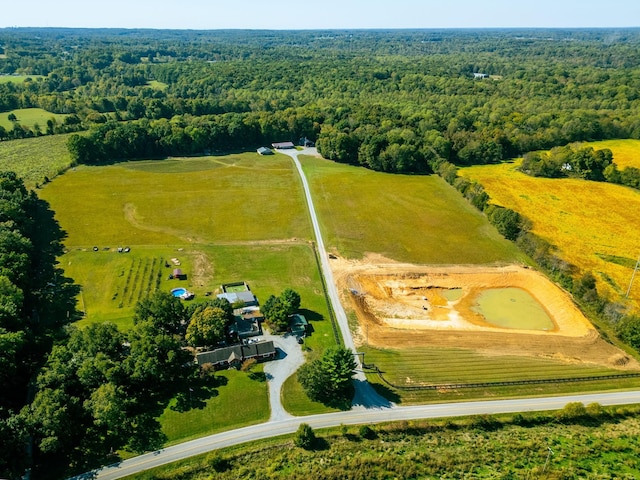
top-left (262, 333), bottom-right (305, 421)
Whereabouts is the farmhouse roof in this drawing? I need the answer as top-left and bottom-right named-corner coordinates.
top-left (217, 291), bottom-right (258, 306)
top-left (195, 341), bottom-right (276, 366)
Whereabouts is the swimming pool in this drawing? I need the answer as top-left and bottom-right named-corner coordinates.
top-left (171, 287), bottom-right (187, 298)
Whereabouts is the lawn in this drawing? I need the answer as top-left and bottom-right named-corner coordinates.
top-left (0, 134), bottom-right (74, 188)
top-left (159, 367), bottom-right (270, 445)
top-left (299, 155), bottom-right (526, 265)
top-left (0, 107), bottom-right (68, 131)
top-left (461, 151), bottom-right (640, 310)
top-left (147, 80), bottom-right (168, 91)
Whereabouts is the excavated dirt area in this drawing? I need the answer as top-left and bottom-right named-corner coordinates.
top-left (332, 255), bottom-right (639, 369)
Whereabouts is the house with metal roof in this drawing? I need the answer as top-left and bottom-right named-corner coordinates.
top-left (217, 291), bottom-right (258, 306)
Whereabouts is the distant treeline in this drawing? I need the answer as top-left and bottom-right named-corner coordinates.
top-left (2, 28), bottom-right (640, 171)
top-left (521, 144), bottom-right (640, 190)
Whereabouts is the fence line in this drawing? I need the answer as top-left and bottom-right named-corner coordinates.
top-left (362, 364), bottom-right (640, 391)
top-left (310, 241), bottom-right (341, 345)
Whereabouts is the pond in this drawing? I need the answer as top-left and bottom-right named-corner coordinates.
top-left (472, 287), bottom-right (555, 331)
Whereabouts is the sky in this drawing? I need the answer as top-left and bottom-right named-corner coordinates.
top-left (1, 0), bottom-right (639, 30)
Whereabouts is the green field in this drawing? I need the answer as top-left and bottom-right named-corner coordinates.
top-left (300, 155), bottom-right (526, 265)
top-left (38, 153), bottom-right (323, 327)
top-left (362, 346), bottom-right (640, 404)
top-left (39, 154), bottom-right (310, 247)
top-left (0, 134), bottom-right (74, 188)
top-left (0, 74), bottom-right (44, 83)
top-left (147, 80), bottom-right (168, 91)
top-left (0, 107), bottom-right (68, 131)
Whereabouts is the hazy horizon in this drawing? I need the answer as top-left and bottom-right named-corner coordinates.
top-left (2, 1), bottom-right (639, 30)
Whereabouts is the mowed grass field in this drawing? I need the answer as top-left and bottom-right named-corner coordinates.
top-left (38, 153), bottom-right (318, 327)
top-left (461, 140), bottom-right (640, 311)
top-left (299, 155), bottom-right (527, 265)
top-left (39, 154), bottom-right (309, 247)
top-left (0, 134), bottom-right (74, 188)
top-left (362, 346), bottom-right (640, 404)
top-left (0, 107), bottom-right (68, 130)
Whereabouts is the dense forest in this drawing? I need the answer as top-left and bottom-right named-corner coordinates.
top-left (1, 28), bottom-right (640, 173)
top-left (3, 27), bottom-right (640, 479)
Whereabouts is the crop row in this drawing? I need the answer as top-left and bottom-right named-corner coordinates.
top-left (115, 257), bottom-right (164, 308)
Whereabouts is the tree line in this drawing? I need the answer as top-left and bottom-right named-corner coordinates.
top-left (0, 172), bottom-right (78, 478)
top-left (520, 144), bottom-right (640, 190)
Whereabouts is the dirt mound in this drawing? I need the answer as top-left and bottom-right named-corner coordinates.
top-left (331, 256), bottom-right (639, 370)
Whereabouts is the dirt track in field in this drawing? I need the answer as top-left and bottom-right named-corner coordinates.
top-left (331, 255), bottom-right (639, 370)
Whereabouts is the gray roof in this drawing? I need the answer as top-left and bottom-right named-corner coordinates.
top-left (217, 291), bottom-right (257, 306)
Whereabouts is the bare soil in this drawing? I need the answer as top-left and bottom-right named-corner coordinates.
top-left (331, 255), bottom-right (639, 370)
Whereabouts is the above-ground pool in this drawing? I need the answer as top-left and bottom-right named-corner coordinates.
top-left (171, 287), bottom-right (187, 298)
top-left (472, 287), bottom-right (555, 331)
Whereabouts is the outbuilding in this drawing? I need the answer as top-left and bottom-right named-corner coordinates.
top-left (272, 141), bottom-right (295, 149)
top-left (257, 146), bottom-right (273, 155)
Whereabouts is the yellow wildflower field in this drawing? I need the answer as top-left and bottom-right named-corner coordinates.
top-left (462, 147), bottom-right (640, 311)
top-left (583, 139), bottom-right (640, 169)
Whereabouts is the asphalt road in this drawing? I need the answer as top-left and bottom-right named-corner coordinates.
top-left (89, 390), bottom-right (640, 480)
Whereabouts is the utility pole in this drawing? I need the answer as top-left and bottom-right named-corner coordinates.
top-left (626, 255), bottom-right (640, 298)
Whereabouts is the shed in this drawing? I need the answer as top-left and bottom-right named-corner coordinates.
top-left (272, 141), bottom-right (295, 149)
top-left (257, 146), bottom-right (273, 155)
top-left (172, 268), bottom-right (185, 279)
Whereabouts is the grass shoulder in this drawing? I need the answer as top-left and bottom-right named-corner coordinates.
top-left (127, 404), bottom-right (640, 479)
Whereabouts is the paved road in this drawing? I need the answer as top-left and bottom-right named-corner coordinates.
top-left (282, 147), bottom-right (392, 409)
top-left (89, 390), bottom-right (640, 479)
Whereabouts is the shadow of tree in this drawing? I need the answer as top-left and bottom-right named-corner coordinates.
top-left (298, 308), bottom-right (323, 321)
top-left (171, 374), bottom-right (228, 412)
top-left (311, 437), bottom-right (330, 451)
top-left (369, 382), bottom-right (402, 404)
top-left (248, 371), bottom-right (266, 382)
